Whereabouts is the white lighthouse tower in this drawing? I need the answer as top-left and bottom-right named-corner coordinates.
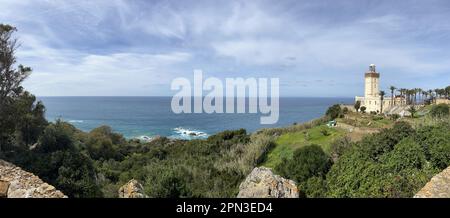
top-left (355, 64), bottom-right (382, 113)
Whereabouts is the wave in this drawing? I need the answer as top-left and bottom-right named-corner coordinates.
top-left (171, 127), bottom-right (208, 140)
top-left (136, 135), bottom-right (154, 142)
top-left (68, 120), bottom-right (84, 123)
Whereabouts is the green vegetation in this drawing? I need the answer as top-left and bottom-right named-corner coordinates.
top-left (325, 104), bottom-right (343, 120)
top-left (430, 104), bottom-right (449, 118)
top-left (262, 125), bottom-right (345, 168)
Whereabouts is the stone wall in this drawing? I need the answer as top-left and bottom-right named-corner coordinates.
top-left (0, 160), bottom-right (67, 198)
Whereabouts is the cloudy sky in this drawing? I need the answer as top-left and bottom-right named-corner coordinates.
top-left (1, 0), bottom-right (449, 97)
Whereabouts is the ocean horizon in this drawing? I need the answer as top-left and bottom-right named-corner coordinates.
top-left (38, 96), bottom-right (353, 140)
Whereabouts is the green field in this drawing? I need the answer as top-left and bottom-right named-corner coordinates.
top-left (261, 124), bottom-right (346, 169)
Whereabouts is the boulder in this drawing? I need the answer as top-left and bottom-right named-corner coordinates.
top-left (237, 167), bottom-right (299, 198)
top-left (118, 179), bottom-right (148, 198)
top-left (0, 180), bottom-right (10, 198)
top-left (415, 166), bottom-right (450, 198)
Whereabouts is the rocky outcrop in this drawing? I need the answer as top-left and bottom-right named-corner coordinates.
top-left (237, 167), bottom-right (299, 198)
top-left (0, 160), bottom-right (66, 198)
top-left (118, 179), bottom-right (148, 198)
top-left (415, 166), bottom-right (450, 198)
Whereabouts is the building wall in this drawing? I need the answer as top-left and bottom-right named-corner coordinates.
top-left (435, 98), bottom-right (450, 105)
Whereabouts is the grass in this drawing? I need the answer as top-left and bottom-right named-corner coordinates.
top-left (261, 124), bottom-right (346, 169)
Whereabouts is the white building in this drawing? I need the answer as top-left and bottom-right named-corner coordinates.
top-left (355, 64), bottom-right (405, 113)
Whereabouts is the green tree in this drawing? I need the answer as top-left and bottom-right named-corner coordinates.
top-left (0, 24), bottom-right (34, 149)
top-left (408, 106), bottom-right (417, 118)
top-left (354, 101), bottom-right (361, 112)
top-left (389, 86), bottom-right (396, 106)
top-left (360, 106), bottom-right (366, 113)
top-left (276, 145), bottom-right (331, 183)
top-left (325, 104), bottom-right (342, 120)
top-left (379, 90), bottom-right (386, 114)
top-left (430, 104), bottom-right (449, 118)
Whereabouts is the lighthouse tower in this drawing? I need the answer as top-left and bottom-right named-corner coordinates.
top-left (364, 64), bottom-right (380, 98)
top-left (354, 64), bottom-right (383, 113)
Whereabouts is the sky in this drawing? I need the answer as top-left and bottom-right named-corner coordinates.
top-left (1, 0), bottom-right (449, 97)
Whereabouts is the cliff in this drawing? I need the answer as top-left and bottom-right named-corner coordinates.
top-left (0, 160), bottom-right (66, 198)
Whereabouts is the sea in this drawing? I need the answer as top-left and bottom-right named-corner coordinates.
top-left (37, 97), bottom-right (353, 140)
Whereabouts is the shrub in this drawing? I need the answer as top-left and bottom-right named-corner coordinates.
top-left (430, 104), bottom-right (449, 118)
top-left (390, 114), bottom-right (400, 121)
top-left (299, 176), bottom-right (327, 198)
top-left (330, 136), bottom-right (353, 162)
top-left (360, 106), bottom-right (366, 113)
top-left (343, 107), bottom-right (349, 114)
top-left (38, 121), bottom-right (76, 153)
top-left (276, 145), bottom-right (331, 183)
top-left (354, 101), bottom-right (361, 112)
top-left (382, 138), bottom-right (426, 172)
top-left (326, 104), bottom-right (342, 120)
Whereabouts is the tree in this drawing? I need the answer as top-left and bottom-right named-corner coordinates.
top-left (0, 24), bottom-right (31, 105)
top-left (325, 104), bottom-right (342, 120)
top-left (360, 106), bottom-right (366, 113)
top-left (276, 144), bottom-right (331, 183)
top-left (389, 86), bottom-right (396, 106)
top-left (0, 24), bottom-right (35, 149)
top-left (408, 106), bottom-right (417, 118)
top-left (354, 101), bottom-right (361, 112)
top-left (379, 90), bottom-right (386, 114)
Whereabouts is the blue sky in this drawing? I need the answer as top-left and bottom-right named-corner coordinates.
top-left (1, 0), bottom-right (449, 97)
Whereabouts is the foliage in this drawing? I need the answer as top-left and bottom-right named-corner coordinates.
top-left (275, 145), bottom-right (331, 183)
top-left (360, 106), bottom-right (366, 113)
top-left (325, 104), bottom-right (342, 120)
top-left (354, 101), bottom-right (361, 112)
top-left (408, 106), bottom-right (417, 118)
top-left (430, 104), bottom-right (449, 118)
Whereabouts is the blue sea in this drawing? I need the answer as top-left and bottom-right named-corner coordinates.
top-left (38, 97), bottom-right (352, 140)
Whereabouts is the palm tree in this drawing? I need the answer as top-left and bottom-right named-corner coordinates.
top-left (389, 86), bottom-right (396, 106)
top-left (379, 90), bottom-right (386, 114)
top-left (422, 91), bottom-right (428, 104)
top-left (445, 86), bottom-right (450, 99)
top-left (417, 88), bottom-right (423, 104)
top-left (408, 105), bottom-right (417, 118)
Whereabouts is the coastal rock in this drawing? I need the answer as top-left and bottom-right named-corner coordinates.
top-left (237, 167), bottom-right (299, 198)
top-left (118, 179), bottom-right (148, 198)
top-left (0, 160), bottom-right (67, 198)
top-left (414, 166), bottom-right (450, 198)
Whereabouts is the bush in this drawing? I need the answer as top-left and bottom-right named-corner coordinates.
top-left (276, 145), bottom-right (331, 183)
top-left (430, 104), bottom-right (449, 118)
top-left (330, 136), bottom-right (353, 162)
top-left (326, 104), bottom-right (342, 120)
top-left (360, 106), bottom-right (366, 113)
top-left (390, 114), bottom-right (400, 121)
top-left (382, 138), bottom-right (426, 172)
top-left (299, 176), bottom-right (327, 198)
top-left (38, 121), bottom-right (76, 153)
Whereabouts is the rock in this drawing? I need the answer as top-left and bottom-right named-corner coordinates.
top-left (0, 180), bottom-right (10, 198)
top-left (0, 160), bottom-right (67, 198)
top-left (237, 167), bottom-right (299, 198)
top-left (415, 166), bottom-right (450, 198)
top-left (118, 179), bottom-right (148, 198)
